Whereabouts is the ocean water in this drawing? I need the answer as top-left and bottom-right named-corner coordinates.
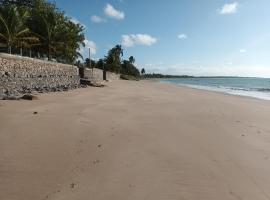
top-left (160, 77), bottom-right (270, 100)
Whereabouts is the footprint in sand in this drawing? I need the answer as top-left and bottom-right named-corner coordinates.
top-left (229, 190), bottom-right (243, 200)
top-left (93, 159), bottom-right (100, 165)
top-left (43, 189), bottom-right (61, 200)
top-left (70, 183), bottom-right (77, 189)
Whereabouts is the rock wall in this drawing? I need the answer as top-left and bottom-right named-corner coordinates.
top-left (0, 53), bottom-right (80, 97)
top-left (83, 68), bottom-right (120, 81)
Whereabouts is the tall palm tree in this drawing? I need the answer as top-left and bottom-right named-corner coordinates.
top-left (129, 56), bottom-right (135, 64)
top-left (29, 6), bottom-right (85, 62)
top-left (29, 7), bottom-right (61, 60)
top-left (0, 0), bottom-right (35, 8)
top-left (0, 5), bottom-right (37, 54)
top-left (105, 44), bottom-right (123, 73)
top-left (113, 44), bottom-right (123, 63)
top-left (55, 20), bottom-right (85, 63)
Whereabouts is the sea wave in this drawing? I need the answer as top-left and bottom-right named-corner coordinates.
top-left (161, 81), bottom-right (270, 101)
top-left (229, 87), bottom-right (270, 92)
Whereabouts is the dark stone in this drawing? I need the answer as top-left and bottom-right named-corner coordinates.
top-left (20, 94), bottom-right (38, 100)
top-left (4, 71), bottom-right (10, 77)
top-left (80, 78), bottom-right (91, 85)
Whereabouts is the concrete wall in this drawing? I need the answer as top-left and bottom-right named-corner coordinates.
top-left (0, 53), bottom-right (80, 97)
top-left (83, 68), bottom-right (120, 81)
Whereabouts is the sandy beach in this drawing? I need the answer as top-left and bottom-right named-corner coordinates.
top-left (1, 80), bottom-right (270, 200)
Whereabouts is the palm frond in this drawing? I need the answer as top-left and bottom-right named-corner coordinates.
top-left (0, 33), bottom-right (7, 41)
top-left (0, 14), bottom-right (10, 37)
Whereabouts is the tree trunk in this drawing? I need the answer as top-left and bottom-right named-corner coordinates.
top-left (48, 50), bottom-right (50, 60)
top-left (8, 45), bottom-right (11, 54)
top-left (48, 45), bottom-right (51, 60)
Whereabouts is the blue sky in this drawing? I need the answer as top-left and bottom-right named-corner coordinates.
top-left (54, 0), bottom-right (270, 77)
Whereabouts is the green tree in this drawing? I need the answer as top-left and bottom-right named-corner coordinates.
top-left (28, 1), bottom-right (85, 62)
top-left (85, 58), bottom-right (96, 68)
top-left (121, 59), bottom-right (140, 77)
top-left (0, 0), bottom-right (36, 8)
top-left (105, 44), bottom-right (123, 73)
top-left (129, 56), bottom-right (135, 64)
top-left (96, 59), bottom-right (105, 70)
top-left (141, 68), bottom-right (145, 74)
top-left (55, 19), bottom-right (85, 63)
top-left (28, 3), bottom-right (62, 60)
top-left (0, 4), bottom-right (37, 53)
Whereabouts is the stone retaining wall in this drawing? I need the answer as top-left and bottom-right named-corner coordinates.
top-left (0, 53), bottom-right (80, 97)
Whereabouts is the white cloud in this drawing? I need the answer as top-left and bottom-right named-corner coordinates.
top-left (91, 15), bottom-right (106, 23)
top-left (79, 39), bottom-right (97, 59)
top-left (240, 49), bottom-right (247, 53)
top-left (104, 4), bottom-right (125, 20)
top-left (122, 34), bottom-right (157, 47)
top-left (219, 2), bottom-right (238, 15)
top-left (84, 39), bottom-right (97, 55)
top-left (70, 17), bottom-right (86, 28)
top-left (70, 17), bottom-right (79, 24)
top-left (178, 34), bottom-right (187, 39)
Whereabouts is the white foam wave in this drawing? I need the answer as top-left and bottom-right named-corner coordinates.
top-left (161, 81), bottom-right (270, 101)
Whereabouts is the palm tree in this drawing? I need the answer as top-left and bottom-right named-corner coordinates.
top-left (55, 20), bottom-right (85, 63)
top-left (0, 0), bottom-right (35, 8)
top-left (114, 44), bottom-right (123, 60)
top-left (0, 5), bottom-right (37, 54)
top-left (105, 44), bottom-right (123, 73)
top-left (129, 56), bottom-right (135, 64)
top-left (141, 68), bottom-right (145, 75)
top-left (28, 7), bottom-right (61, 60)
top-left (29, 5), bottom-right (85, 62)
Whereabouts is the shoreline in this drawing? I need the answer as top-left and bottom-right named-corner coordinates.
top-left (1, 80), bottom-right (270, 200)
top-left (155, 79), bottom-right (270, 102)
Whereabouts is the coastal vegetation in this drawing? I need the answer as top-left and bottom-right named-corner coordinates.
top-left (0, 0), bottom-right (85, 63)
top-left (76, 44), bottom-right (140, 78)
top-left (142, 73), bottom-right (193, 79)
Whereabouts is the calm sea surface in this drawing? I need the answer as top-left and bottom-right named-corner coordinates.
top-left (160, 77), bottom-right (270, 100)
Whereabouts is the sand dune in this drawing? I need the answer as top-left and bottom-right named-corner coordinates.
top-left (1, 80), bottom-right (270, 200)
